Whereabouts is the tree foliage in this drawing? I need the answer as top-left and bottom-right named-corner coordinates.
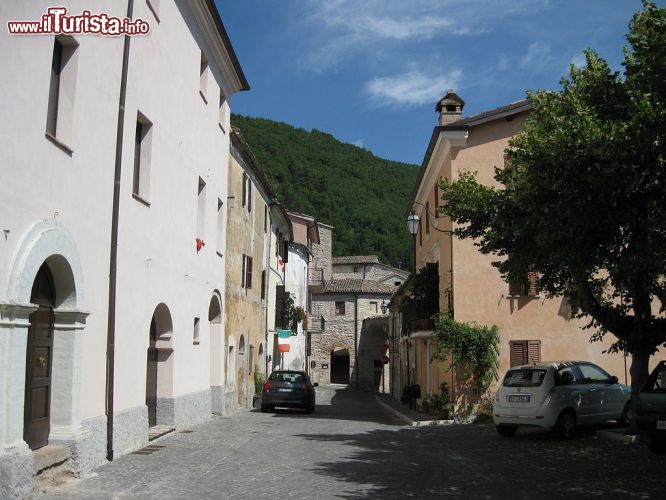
top-left (439, 1), bottom-right (666, 398)
top-left (231, 114), bottom-right (419, 268)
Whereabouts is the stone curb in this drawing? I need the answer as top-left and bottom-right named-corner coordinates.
top-left (595, 428), bottom-right (642, 444)
top-left (374, 395), bottom-right (455, 427)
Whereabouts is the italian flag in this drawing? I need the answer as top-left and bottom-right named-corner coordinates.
top-left (277, 330), bottom-right (291, 353)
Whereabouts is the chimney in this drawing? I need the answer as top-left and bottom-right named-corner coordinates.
top-left (436, 89), bottom-right (465, 126)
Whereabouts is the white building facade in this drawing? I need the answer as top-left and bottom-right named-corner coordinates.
top-left (0, 1), bottom-right (248, 496)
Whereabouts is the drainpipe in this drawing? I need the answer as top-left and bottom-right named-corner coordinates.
top-left (106, 0), bottom-right (133, 463)
top-left (354, 293), bottom-right (359, 391)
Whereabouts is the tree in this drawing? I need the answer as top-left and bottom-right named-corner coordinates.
top-left (439, 1), bottom-right (666, 418)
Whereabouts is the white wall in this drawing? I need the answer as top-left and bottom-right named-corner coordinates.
top-left (282, 246), bottom-right (308, 370)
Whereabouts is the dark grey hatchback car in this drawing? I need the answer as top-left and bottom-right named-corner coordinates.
top-left (261, 370), bottom-right (317, 413)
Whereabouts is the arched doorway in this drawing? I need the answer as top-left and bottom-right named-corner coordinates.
top-left (24, 262), bottom-right (56, 450)
top-left (208, 293), bottom-right (223, 413)
top-left (146, 303), bottom-right (174, 427)
top-left (330, 348), bottom-right (350, 384)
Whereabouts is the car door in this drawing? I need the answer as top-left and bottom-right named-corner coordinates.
top-left (577, 362), bottom-right (616, 422)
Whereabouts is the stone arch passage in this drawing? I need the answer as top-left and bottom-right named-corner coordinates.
top-left (208, 292), bottom-right (223, 414)
top-left (330, 348), bottom-right (350, 384)
top-left (237, 335), bottom-right (246, 406)
top-left (146, 303), bottom-right (174, 427)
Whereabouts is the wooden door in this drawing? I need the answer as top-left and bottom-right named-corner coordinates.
top-left (24, 264), bottom-right (56, 450)
top-left (146, 317), bottom-right (158, 427)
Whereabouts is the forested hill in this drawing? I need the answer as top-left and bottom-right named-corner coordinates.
top-left (231, 114), bottom-right (419, 269)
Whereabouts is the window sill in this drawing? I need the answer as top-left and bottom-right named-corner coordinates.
top-left (218, 123), bottom-right (226, 134)
top-left (199, 90), bottom-right (208, 104)
top-left (506, 294), bottom-right (540, 299)
top-left (45, 132), bottom-right (73, 156)
top-left (216, 251), bottom-right (224, 258)
top-left (193, 340), bottom-right (201, 346)
top-left (132, 193), bottom-right (151, 207)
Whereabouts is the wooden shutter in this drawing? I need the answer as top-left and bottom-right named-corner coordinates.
top-left (283, 241), bottom-right (289, 263)
top-left (275, 285), bottom-right (285, 328)
top-left (528, 340), bottom-right (541, 363)
top-left (527, 272), bottom-right (539, 296)
top-left (261, 270), bottom-right (266, 300)
top-left (425, 202), bottom-right (430, 234)
top-left (509, 282), bottom-right (524, 296)
top-left (509, 341), bottom-right (526, 367)
top-left (435, 184), bottom-right (440, 218)
top-left (246, 256), bottom-right (253, 289)
top-left (242, 173), bottom-right (247, 207)
top-left (241, 255), bottom-right (246, 288)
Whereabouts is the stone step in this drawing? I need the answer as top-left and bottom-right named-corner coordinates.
top-left (32, 445), bottom-right (75, 494)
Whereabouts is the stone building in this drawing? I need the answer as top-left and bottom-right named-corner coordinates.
top-left (225, 128), bottom-right (285, 412)
top-left (309, 225), bottom-right (408, 390)
top-left (0, 2), bottom-right (247, 496)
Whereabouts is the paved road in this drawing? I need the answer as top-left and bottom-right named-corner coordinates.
top-left (39, 385), bottom-right (662, 499)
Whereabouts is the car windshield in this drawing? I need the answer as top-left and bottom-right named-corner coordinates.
top-left (503, 369), bottom-right (548, 387)
top-left (269, 371), bottom-right (306, 383)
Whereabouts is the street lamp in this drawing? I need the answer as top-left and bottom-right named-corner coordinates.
top-left (406, 210), bottom-right (420, 274)
top-left (380, 300), bottom-right (388, 315)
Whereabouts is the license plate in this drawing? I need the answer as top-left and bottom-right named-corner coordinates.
top-left (278, 388), bottom-right (293, 392)
top-left (507, 394), bottom-right (531, 403)
top-left (657, 419), bottom-right (666, 430)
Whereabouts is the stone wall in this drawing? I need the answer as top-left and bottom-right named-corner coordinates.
top-left (311, 224), bottom-right (333, 280)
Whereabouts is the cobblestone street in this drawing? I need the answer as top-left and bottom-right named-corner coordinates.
top-left (39, 385), bottom-right (663, 499)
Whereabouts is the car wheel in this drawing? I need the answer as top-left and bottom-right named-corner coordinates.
top-left (618, 401), bottom-right (632, 427)
top-left (305, 401), bottom-right (314, 414)
top-left (496, 425), bottom-right (518, 437)
top-left (260, 404), bottom-right (271, 413)
top-left (556, 411), bottom-right (576, 440)
top-left (648, 435), bottom-right (666, 454)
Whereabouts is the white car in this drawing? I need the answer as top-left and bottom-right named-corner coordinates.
top-left (493, 361), bottom-right (631, 439)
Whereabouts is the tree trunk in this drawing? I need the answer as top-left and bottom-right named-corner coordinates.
top-left (629, 346), bottom-right (651, 433)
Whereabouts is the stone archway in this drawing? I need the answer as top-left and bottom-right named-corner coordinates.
top-left (208, 292), bottom-right (223, 414)
top-left (146, 303), bottom-right (174, 427)
top-left (330, 347), bottom-right (350, 384)
top-left (1, 220), bottom-right (88, 497)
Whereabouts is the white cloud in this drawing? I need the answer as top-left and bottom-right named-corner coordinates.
top-left (352, 138), bottom-right (365, 148)
top-left (520, 42), bottom-right (554, 72)
top-left (300, 0), bottom-right (547, 71)
top-left (365, 69), bottom-right (462, 106)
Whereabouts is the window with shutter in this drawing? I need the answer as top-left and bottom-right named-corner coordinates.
top-left (509, 340), bottom-right (542, 367)
top-left (425, 202), bottom-right (430, 234)
top-left (246, 256), bottom-right (253, 289)
top-left (241, 255), bottom-right (246, 288)
top-left (261, 270), bottom-right (266, 300)
top-left (509, 272), bottom-right (539, 297)
top-left (283, 241), bottom-right (289, 263)
top-left (275, 285), bottom-right (285, 328)
top-left (509, 341), bottom-right (526, 367)
top-left (435, 184), bottom-right (440, 218)
top-left (528, 340), bottom-right (541, 364)
top-left (508, 281), bottom-right (524, 296)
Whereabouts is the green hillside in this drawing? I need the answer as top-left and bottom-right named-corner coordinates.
top-left (231, 114), bottom-right (419, 269)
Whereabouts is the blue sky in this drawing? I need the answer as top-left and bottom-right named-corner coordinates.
top-left (219, 0), bottom-right (657, 165)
